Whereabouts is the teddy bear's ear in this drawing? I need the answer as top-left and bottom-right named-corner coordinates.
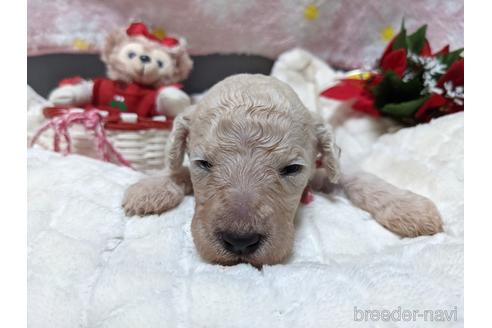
top-left (101, 30), bottom-right (127, 64)
top-left (169, 39), bottom-right (193, 83)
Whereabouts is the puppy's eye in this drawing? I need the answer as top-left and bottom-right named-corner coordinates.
top-left (195, 160), bottom-right (213, 171)
top-left (280, 164), bottom-right (303, 176)
top-left (157, 60), bottom-right (164, 68)
top-left (128, 52), bottom-right (136, 59)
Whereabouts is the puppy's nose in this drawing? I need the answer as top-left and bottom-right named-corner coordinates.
top-left (139, 55), bottom-right (151, 63)
top-left (221, 232), bottom-right (261, 255)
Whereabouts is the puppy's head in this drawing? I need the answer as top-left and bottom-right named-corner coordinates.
top-left (167, 74), bottom-right (339, 266)
top-left (101, 23), bottom-right (192, 86)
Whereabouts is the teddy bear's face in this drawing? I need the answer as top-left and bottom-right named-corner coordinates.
top-left (117, 40), bottom-right (174, 85)
top-left (102, 33), bottom-right (193, 87)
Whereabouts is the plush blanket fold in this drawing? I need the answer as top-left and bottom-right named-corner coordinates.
top-left (28, 49), bottom-right (463, 328)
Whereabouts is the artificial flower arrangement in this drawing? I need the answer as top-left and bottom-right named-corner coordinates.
top-left (321, 23), bottom-right (464, 125)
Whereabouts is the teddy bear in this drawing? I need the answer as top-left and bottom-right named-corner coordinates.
top-left (48, 22), bottom-right (193, 120)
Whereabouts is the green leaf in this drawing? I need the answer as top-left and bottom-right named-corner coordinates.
top-left (381, 97), bottom-right (428, 117)
top-left (109, 99), bottom-right (127, 111)
top-left (392, 20), bottom-right (407, 50)
top-left (118, 102), bottom-right (127, 111)
top-left (407, 25), bottom-right (427, 54)
top-left (438, 48), bottom-right (464, 67)
top-left (372, 72), bottom-right (424, 109)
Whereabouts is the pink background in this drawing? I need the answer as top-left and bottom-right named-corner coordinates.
top-left (27, 0), bottom-right (463, 69)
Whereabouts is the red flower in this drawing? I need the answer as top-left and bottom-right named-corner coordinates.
top-left (380, 48), bottom-right (407, 77)
top-left (420, 40), bottom-right (432, 56)
top-left (380, 38), bottom-right (397, 63)
top-left (415, 93), bottom-right (463, 123)
top-left (416, 59), bottom-right (464, 122)
top-left (415, 93), bottom-right (447, 122)
top-left (320, 79), bottom-right (365, 100)
top-left (438, 59), bottom-right (464, 87)
top-left (381, 37), bottom-right (432, 64)
top-left (434, 45), bottom-right (450, 56)
top-left (320, 79), bottom-right (380, 117)
top-left (321, 23), bottom-right (463, 125)
top-left (368, 73), bottom-right (384, 86)
top-left (352, 91), bottom-right (380, 117)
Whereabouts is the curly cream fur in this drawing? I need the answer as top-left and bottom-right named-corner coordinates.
top-left (122, 74), bottom-right (443, 266)
top-left (339, 171), bottom-right (443, 237)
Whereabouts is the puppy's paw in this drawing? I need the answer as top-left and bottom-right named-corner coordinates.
top-left (122, 176), bottom-right (184, 216)
top-left (374, 191), bottom-right (444, 237)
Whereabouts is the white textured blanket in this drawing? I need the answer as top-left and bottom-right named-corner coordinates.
top-left (27, 50), bottom-right (463, 327)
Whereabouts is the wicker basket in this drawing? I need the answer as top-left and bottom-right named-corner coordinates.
top-left (31, 107), bottom-right (173, 173)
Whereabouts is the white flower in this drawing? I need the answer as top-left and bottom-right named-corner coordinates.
top-left (407, 52), bottom-right (447, 95)
top-left (443, 81), bottom-right (464, 105)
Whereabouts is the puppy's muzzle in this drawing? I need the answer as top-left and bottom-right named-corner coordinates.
top-left (219, 231), bottom-right (262, 255)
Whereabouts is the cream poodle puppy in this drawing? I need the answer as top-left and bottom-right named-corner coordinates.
top-left (122, 74), bottom-right (443, 266)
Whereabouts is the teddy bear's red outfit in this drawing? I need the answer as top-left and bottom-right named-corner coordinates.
top-left (57, 76), bottom-right (181, 119)
top-left (92, 78), bottom-right (161, 118)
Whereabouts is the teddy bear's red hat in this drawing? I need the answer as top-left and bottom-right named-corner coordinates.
top-left (126, 22), bottom-right (179, 47)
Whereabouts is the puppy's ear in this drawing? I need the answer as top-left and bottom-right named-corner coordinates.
top-left (314, 121), bottom-right (341, 184)
top-left (165, 105), bottom-right (195, 171)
